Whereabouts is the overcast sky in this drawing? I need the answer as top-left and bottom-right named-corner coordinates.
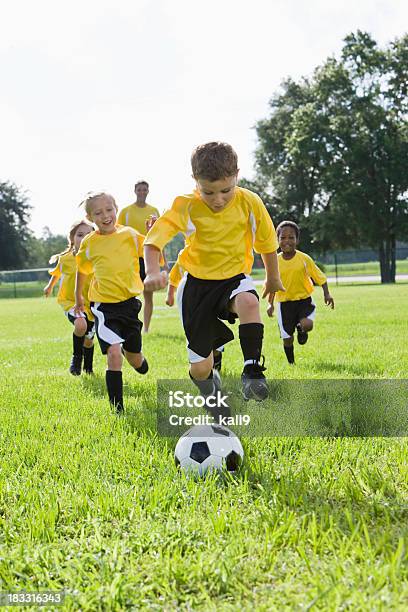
top-left (1, 0), bottom-right (407, 236)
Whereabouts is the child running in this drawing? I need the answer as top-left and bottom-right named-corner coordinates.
top-left (267, 220), bottom-right (334, 364)
top-left (44, 220), bottom-right (95, 375)
top-left (144, 141), bottom-right (283, 402)
top-left (74, 192), bottom-right (150, 413)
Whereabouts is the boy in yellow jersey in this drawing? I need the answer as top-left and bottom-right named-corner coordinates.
top-left (74, 192), bottom-right (149, 413)
top-left (118, 180), bottom-right (161, 333)
top-left (267, 221), bottom-right (334, 364)
top-left (44, 220), bottom-right (95, 376)
top-left (144, 142), bottom-right (284, 402)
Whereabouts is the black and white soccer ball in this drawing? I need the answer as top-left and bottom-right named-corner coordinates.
top-left (174, 425), bottom-right (244, 475)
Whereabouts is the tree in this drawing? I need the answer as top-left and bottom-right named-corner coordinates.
top-left (250, 31), bottom-right (408, 282)
top-left (0, 182), bottom-right (32, 270)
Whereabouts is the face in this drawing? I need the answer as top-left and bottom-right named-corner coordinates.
top-left (87, 195), bottom-right (118, 234)
top-left (135, 183), bottom-right (149, 203)
top-left (196, 175), bottom-right (238, 213)
top-left (278, 226), bottom-right (298, 255)
top-left (73, 224), bottom-right (93, 252)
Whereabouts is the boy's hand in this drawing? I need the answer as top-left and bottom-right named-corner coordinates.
top-left (43, 285), bottom-right (52, 297)
top-left (74, 298), bottom-right (85, 316)
top-left (145, 215), bottom-right (158, 233)
top-left (166, 284), bottom-right (175, 306)
top-left (266, 303), bottom-right (274, 318)
top-left (144, 271), bottom-right (168, 292)
top-left (324, 293), bottom-right (335, 309)
top-left (262, 278), bottom-right (285, 301)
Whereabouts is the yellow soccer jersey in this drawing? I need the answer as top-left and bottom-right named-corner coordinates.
top-left (169, 259), bottom-right (185, 288)
top-left (49, 251), bottom-right (93, 318)
top-left (76, 225), bottom-right (145, 303)
top-left (275, 251), bottom-right (327, 302)
top-left (118, 203), bottom-right (160, 236)
top-left (144, 187), bottom-right (278, 280)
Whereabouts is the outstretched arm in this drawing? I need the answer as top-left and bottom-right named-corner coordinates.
top-left (261, 252), bottom-right (285, 302)
top-left (144, 244), bottom-right (168, 292)
top-left (43, 275), bottom-right (58, 297)
top-left (321, 282), bottom-right (334, 309)
top-left (74, 272), bottom-right (86, 315)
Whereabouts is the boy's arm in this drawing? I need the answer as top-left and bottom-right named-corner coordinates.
top-left (266, 292), bottom-right (275, 317)
top-left (43, 275), bottom-right (59, 297)
top-left (144, 245), bottom-right (167, 291)
top-left (321, 282), bottom-right (334, 309)
top-left (74, 271), bottom-right (86, 314)
top-left (166, 284), bottom-right (176, 307)
top-left (261, 252), bottom-right (285, 301)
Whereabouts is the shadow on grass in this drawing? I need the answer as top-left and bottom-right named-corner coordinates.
top-left (312, 360), bottom-right (384, 377)
top-left (80, 373), bottom-right (107, 399)
top-left (150, 332), bottom-right (185, 342)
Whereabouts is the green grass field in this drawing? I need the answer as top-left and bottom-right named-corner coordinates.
top-left (1, 286), bottom-right (407, 610)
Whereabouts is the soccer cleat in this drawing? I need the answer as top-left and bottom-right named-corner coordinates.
top-left (241, 357), bottom-right (268, 401)
top-left (69, 355), bottom-right (82, 376)
top-left (296, 324), bottom-right (308, 345)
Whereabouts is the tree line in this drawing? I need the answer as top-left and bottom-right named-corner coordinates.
top-left (1, 31), bottom-right (407, 281)
top-left (241, 30), bottom-right (408, 283)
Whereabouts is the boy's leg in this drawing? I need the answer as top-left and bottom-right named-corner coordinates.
top-left (124, 349), bottom-right (149, 374)
top-left (296, 318), bottom-right (313, 345)
top-left (230, 291), bottom-right (268, 401)
top-left (213, 346), bottom-right (224, 371)
top-left (296, 299), bottom-right (316, 345)
top-left (143, 289), bottom-right (154, 333)
top-left (106, 344), bottom-right (123, 413)
top-left (189, 354), bottom-right (226, 418)
top-left (70, 316), bottom-right (87, 376)
top-left (83, 319), bottom-right (95, 374)
top-left (83, 338), bottom-right (94, 373)
top-left (283, 337), bottom-right (295, 364)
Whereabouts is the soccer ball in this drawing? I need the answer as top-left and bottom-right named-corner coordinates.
top-left (174, 424), bottom-right (244, 475)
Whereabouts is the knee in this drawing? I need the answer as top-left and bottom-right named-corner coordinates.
top-left (235, 292), bottom-right (259, 317)
top-left (190, 355), bottom-right (213, 380)
top-left (301, 318), bottom-right (313, 332)
top-left (107, 344), bottom-right (122, 370)
top-left (283, 337), bottom-right (294, 347)
top-left (84, 337), bottom-right (93, 348)
top-left (74, 318), bottom-right (87, 336)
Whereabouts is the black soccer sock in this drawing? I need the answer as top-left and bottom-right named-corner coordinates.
top-left (239, 323), bottom-right (264, 365)
top-left (105, 370), bottom-right (123, 412)
top-left (135, 358), bottom-right (149, 374)
top-left (73, 333), bottom-right (85, 357)
top-left (83, 346), bottom-right (94, 372)
top-left (284, 345), bottom-right (295, 364)
top-left (189, 371), bottom-right (215, 396)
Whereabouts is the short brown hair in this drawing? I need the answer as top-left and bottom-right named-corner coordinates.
top-left (135, 181), bottom-right (149, 189)
top-left (191, 142), bottom-right (238, 181)
top-left (276, 220), bottom-right (300, 239)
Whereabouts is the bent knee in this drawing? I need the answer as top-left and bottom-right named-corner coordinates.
top-left (300, 318), bottom-right (313, 332)
top-left (233, 291), bottom-right (259, 315)
top-left (190, 355), bottom-right (213, 380)
top-left (74, 318), bottom-right (87, 335)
